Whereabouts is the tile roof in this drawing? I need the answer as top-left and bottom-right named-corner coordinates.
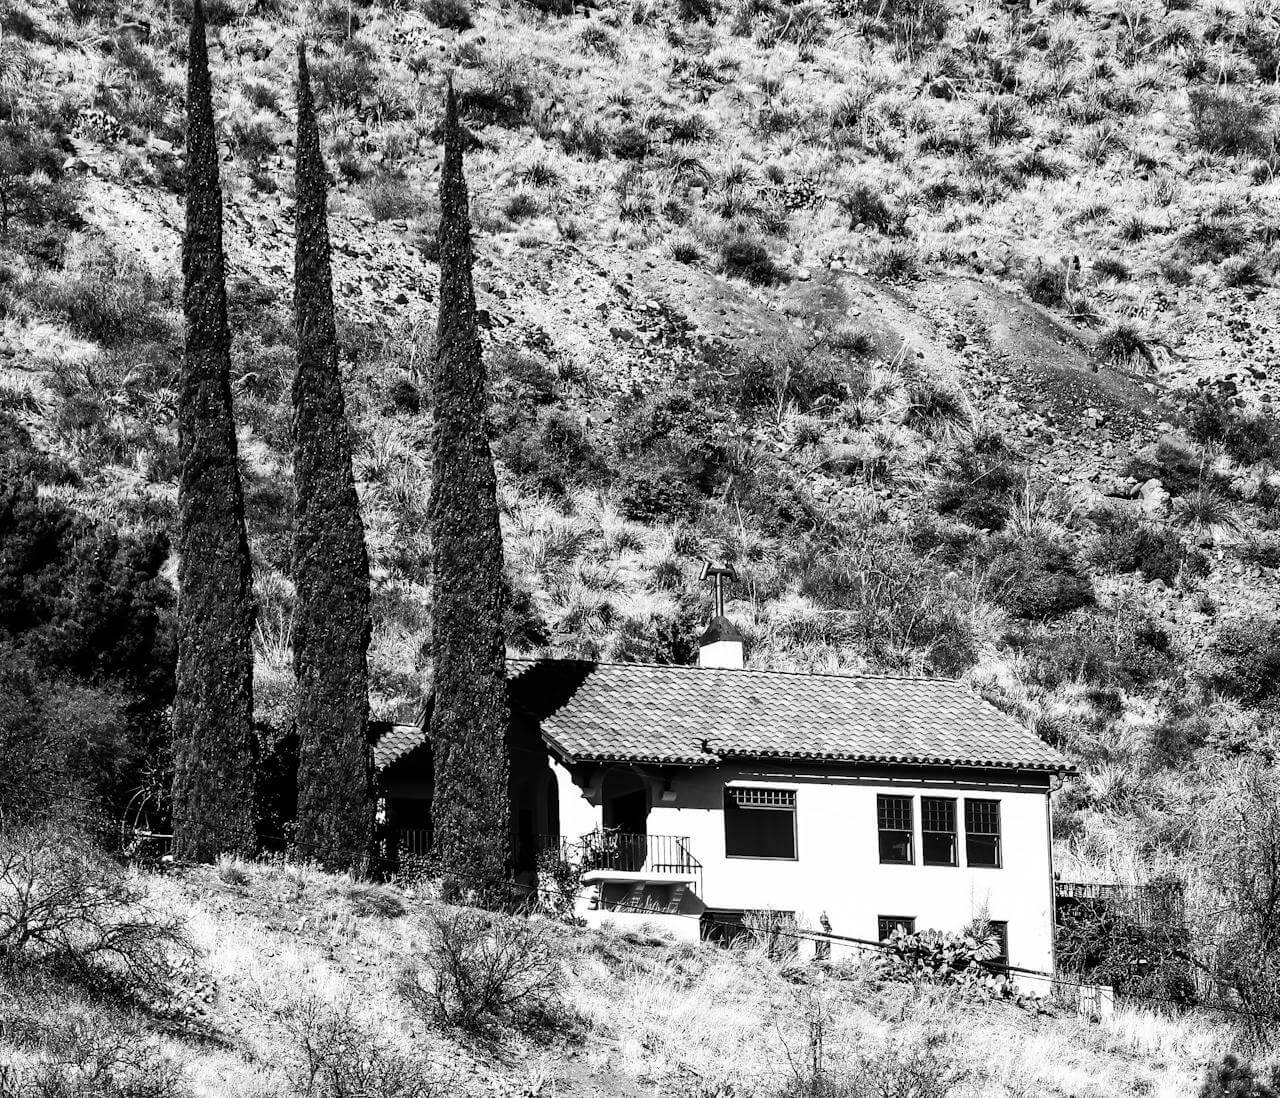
top-left (506, 658), bottom-right (1072, 773)
top-left (371, 659), bottom-right (1073, 775)
top-left (371, 722), bottom-right (429, 771)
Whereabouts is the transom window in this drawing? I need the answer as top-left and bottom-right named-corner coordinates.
top-left (965, 799), bottom-right (1002, 868)
top-left (877, 915), bottom-right (916, 941)
top-left (877, 794), bottom-right (913, 864)
top-left (921, 797), bottom-right (957, 866)
top-left (724, 787), bottom-right (797, 860)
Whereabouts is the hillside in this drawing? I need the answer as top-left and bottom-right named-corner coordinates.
top-left (3, 0), bottom-right (1280, 973)
top-left (0, 856), bottom-right (1245, 1097)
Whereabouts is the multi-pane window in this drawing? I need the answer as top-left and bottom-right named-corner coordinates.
top-left (877, 794), bottom-right (913, 864)
top-left (877, 915), bottom-right (916, 941)
top-left (921, 797), bottom-right (957, 866)
top-left (724, 787), bottom-right (797, 859)
top-left (965, 799), bottom-right (1002, 868)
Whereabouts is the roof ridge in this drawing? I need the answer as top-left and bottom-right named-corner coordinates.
top-left (505, 654), bottom-right (964, 686)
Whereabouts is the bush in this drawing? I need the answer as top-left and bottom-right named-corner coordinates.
top-left (837, 182), bottom-right (896, 232)
top-left (43, 236), bottom-right (174, 346)
top-left (1092, 511), bottom-right (1204, 585)
top-left (281, 993), bottom-right (441, 1097)
top-left (1013, 609), bottom-right (1177, 690)
top-left (420, 0), bottom-right (472, 28)
top-left (934, 434), bottom-right (1024, 532)
top-left (497, 409), bottom-right (609, 495)
top-left (1095, 321), bottom-right (1153, 367)
top-left (797, 534), bottom-right (979, 676)
top-left (720, 235), bottom-right (784, 285)
top-left (1189, 89), bottom-right (1273, 158)
top-left (1198, 1054), bottom-right (1280, 1098)
top-left (882, 925), bottom-right (1003, 987)
top-left (616, 464), bottom-right (702, 522)
top-left (985, 534), bottom-right (1095, 619)
top-left (0, 822), bottom-right (191, 1000)
top-left (398, 908), bottom-right (563, 1033)
top-left (867, 242), bottom-right (920, 282)
top-left (1206, 615), bottom-right (1280, 707)
top-left (365, 174), bottom-right (423, 221)
top-left (1185, 392), bottom-right (1280, 467)
top-left (1124, 437), bottom-right (1209, 496)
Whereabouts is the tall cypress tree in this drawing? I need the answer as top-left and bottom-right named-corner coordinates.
top-left (290, 43), bottom-right (374, 873)
top-left (428, 81), bottom-right (512, 899)
top-left (171, 0), bottom-right (256, 861)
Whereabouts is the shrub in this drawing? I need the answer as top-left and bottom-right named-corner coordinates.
top-left (398, 908), bottom-right (563, 1032)
top-left (616, 464), bottom-right (702, 522)
top-left (535, 848), bottom-right (584, 921)
top-left (985, 534), bottom-right (1095, 619)
top-left (281, 993), bottom-right (440, 1097)
top-left (867, 242), bottom-right (919, 282)
top-left (1092, 512), bottom-right (1201, 585)
top-left (1023, 264), bottom-right (1070, 307)
top-left (43, 236), bottom-right (174, 346)
top-left (420, 0), bottom-right (472, 28)
top-left (1198, 1054), bottom-right (1280, 1098)
top-left (1206, 615), bottom-right (1280, 707)
top-left (1013, 609), bottom-right (1177, 690)
top-left (837, 182), bottom-right (895, 231)
top-left (0, 822), bottom-right (191, 999)
top-left (934, 434), bottom-right (1024, 531)
top-left (365, 174), bottom-right (423, 221)
top-left (1189, 89), bottom-right (1273, 158)
top-left (1185, 392), bottom-right (1280, 467)
top-left (883, 925), bottom-right (1002, 986)
top-left (797, 534), bottom-right (979, 676)
top-left (1094, 321), bottom-right (1153, 367)
top-left (498, 409), bottom-right (609, 495)
top-left (720, 235), bottom-right (784, 285)
top-left (1124, 437), bottom-right (1212, 496)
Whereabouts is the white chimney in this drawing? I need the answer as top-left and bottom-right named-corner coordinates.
top-left (698, 615), bottom-right (745, 669)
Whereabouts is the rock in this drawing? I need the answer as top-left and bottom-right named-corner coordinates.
top-left (1138, 478), bottom-right (1170, 514)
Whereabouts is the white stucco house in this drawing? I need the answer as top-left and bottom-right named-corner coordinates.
top-left (375, 613), bottom-right (1074, 975)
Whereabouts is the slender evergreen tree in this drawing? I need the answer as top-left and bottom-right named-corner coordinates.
top-left (171, 0), bottom-right (256, 861)
top-left (290, 43), bottom-right (374, 873)
top-left (428, 81), bottom-right (512, 899)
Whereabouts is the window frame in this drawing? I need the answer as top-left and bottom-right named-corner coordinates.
top-left (920, 796), bottom-right (958, 867)
top-left (877, 794), bottom-right (914, 865)
top-left (723, 786), bottom-right (798, 861)
top-left (877, 915), bottom-right (916, 941)
top-left (964, 798), bottom-right (1003, 869)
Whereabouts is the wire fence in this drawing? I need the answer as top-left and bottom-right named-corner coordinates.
top-left (2, 780), bottom-right (1277, 1029)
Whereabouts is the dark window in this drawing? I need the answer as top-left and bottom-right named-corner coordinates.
top-left (877, 794), bottom-right (913, 864)
top-left (877, 915), bottom-right (916, 941)
top-left (987, 920), bottom-right (1009, 964)
top-left (724, 787), bottom-right (797, 859)
top-left (965, 799), bottom-right (1002, 868)
top-left (921, 797), bottom-right (957, 866)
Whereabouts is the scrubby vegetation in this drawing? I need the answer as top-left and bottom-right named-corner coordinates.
top-left (2, 0), bottom-right (1280, 1082)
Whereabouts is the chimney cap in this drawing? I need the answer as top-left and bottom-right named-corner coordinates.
top-left (698, 614), bottom-right (745, 647)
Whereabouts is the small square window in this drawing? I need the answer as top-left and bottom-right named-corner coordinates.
top-left (877, 794), bottom-right (914, 864)
top-left (965, 799), bottom-right (1002, 868)
top-left (877, 915), bottom-right (916, 941)
top-left (921, 797), bottom-right (957, 867)
top-left (725, 787), bottom-right (797, 859)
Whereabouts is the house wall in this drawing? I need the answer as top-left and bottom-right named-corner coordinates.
top-left (554, 758), bottom-right (1057, 973)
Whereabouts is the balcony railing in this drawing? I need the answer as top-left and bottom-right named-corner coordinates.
top-left (575, 830), bottom-right (701, 877)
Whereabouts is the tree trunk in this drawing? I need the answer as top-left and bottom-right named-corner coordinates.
top-left (428, 82), bottom-right (512, 901)
top-left (290, 42), bottom-right (374, 874)
top-left (171, 0), bottom-right (256, 862)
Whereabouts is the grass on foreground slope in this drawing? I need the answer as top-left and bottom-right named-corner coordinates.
top-left (0, 843), bottom-right (1258, 1098)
